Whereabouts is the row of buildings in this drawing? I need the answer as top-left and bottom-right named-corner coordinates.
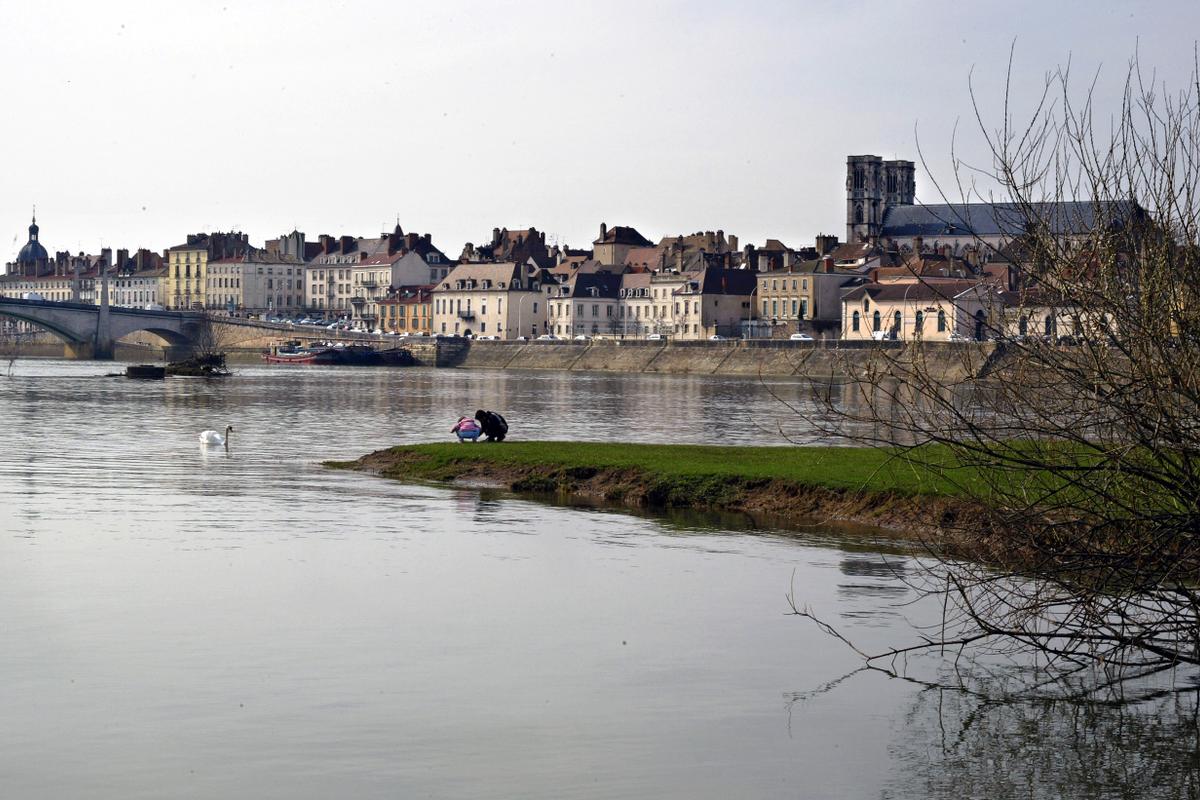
top-left (1, 155), bottom-right (1132, 342)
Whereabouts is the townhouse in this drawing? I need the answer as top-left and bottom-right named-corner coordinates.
top-left (432, 261), bottom-right (547, 339)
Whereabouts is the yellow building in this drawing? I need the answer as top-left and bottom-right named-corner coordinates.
top-left (165, 232), bottom-right (252, 310)
top-left (166, 243), bottom-right (207, 310)
top-left (379, 286), bottom-right (433, 334)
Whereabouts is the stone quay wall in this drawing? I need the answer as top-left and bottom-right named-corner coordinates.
top-left (419, 338), bottom-right (999, 381)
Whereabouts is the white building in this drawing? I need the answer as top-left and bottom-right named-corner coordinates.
top-left (432, 261), bottom-right (547, 339)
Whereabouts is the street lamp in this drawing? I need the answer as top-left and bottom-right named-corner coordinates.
top-left (513, 290), bottom-right (537, 339)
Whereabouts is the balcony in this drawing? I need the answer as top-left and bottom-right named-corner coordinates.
top-left (361, 279), bottom-right (378, 289)
top-left (350, 295), bottom-right (366, 306)
top-left (457, 310), bottom-right (476, 320)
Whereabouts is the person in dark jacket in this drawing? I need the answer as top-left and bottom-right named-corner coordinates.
top-left (475, 409), bottom-right (508, 442)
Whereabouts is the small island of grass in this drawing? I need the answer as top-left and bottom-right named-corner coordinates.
top-left (327, 441), bottom-right (989, 543)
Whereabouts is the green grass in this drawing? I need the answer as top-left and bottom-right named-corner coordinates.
top-left (331, 441), bottom-right (982, 498)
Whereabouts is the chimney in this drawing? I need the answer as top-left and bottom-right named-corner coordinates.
top-left (599, 222), bottom-right (608, 241)
top-left (913, 235), bottom-right (924, 253)
top-left (822, 256), bottom-right (834, 273)
top-left (728, 234), bottom-right (738, 252)
top-left (492, 227), bottom-right (501, 245)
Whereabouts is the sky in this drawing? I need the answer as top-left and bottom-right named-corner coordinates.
top-left (0, 0), bottom-right (1195, 260)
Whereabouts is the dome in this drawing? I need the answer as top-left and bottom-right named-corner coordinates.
top-left (17, 240), bottom-right (48, 264)
top-left (16, 215), bottom-right (47, 265)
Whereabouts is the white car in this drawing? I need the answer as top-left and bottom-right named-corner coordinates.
top-left (536, 334), bottom-right (560, 341)
top-left (709, 334), bottom-right (726, 341)
top-left (789, 333), bottom-right (814, 341)
top-left (646, 333), bottom-right (664, 341)
top-left (574, 334), bottom-right (591, 341)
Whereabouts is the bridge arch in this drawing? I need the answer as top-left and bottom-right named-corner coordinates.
top-left (0, 307), bottom-right (86, 343)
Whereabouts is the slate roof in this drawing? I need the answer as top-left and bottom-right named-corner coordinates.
top-left (676, 267), bottom-right (758, 296)
top-left (841, 279), bottom-right (988, 304)
top-left (594, 225), bottom-right (652, 247)
top-left (880, 201), bottom-right (1137, 239)
top-left (564, 272), bottom-right (622, 300)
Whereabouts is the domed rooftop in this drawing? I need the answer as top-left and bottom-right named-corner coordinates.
top-left (16, 215), bottom-right (48, 265)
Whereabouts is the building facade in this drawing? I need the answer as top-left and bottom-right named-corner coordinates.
top-left (432, 262), bottom-right (547, 338)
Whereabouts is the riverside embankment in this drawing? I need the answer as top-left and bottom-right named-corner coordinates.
top-left (410, 338), bottom-right (1002, 381)
top-left (2, 323), bottom-right (1002, 379)
top-left (330, 441), bottom-right (993, 553)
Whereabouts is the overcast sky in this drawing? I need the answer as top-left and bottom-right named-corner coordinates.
top-left (0, 0), bottom-right (1194, 259)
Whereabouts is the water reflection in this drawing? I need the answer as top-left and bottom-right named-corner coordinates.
top-left (887, 689), bottom-right (1200, 799)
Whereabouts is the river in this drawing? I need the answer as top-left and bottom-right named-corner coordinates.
top-left (0, 360), bottom-right (1193, 798)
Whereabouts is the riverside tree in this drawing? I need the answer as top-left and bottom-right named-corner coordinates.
top-left (799, 51), bottom-right (1200, 701)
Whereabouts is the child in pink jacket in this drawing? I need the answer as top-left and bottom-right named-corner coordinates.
top-left (451, 416), bottom-right (481, 442)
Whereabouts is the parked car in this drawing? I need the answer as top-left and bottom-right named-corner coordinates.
top-left (144, 302), bottom-right (165, 311)
top-left (709, 334), bottom-right (727, 341)
top-left (573, 334), bottom-right (591, 341)
top-left (646, 333), bottom-right (664, 341)
top-left (789, 333), bottom-right (814, 341)
top-left (515, 335), bottom-right (528, 341)
top-left (536, 334), bottom-right (560, 341)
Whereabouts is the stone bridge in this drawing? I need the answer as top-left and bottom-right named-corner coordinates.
top-left (0, 297), bottom-right (209, 359)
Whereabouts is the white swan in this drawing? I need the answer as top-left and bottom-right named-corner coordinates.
top-left (199, 425), bottom-right (233, 447)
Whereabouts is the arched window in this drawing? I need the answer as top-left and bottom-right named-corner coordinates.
top-left (863, 298), bottom-right (870, 312)
top-left (974, 310), bottom-right (986, 341)
top-left (1019, 315), bottom-right (1028, 336)
top-left (1045, 315), bottom-right (1056, 338)
top-left (852, 311), bottom-right (860, 332)
top-left (893, 310), bottom-right (902, 333)
top-left (937, 310), bottom-right (946, 332)
top-left (854, 204), bottom-right (864, 224)
top-left (915, 310), bottom-right (924, 333)
top-left (873, 310), bottom-right (881, 332)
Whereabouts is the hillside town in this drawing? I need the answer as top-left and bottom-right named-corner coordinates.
top-left (0, 154), bottom-right (1135, 344)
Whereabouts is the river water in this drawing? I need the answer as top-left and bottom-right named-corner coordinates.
top-left (0, 360), bottom-right (1193, 798)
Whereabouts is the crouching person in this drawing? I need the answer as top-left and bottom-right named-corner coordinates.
top-left (475, 409), bottom-right (508, 442)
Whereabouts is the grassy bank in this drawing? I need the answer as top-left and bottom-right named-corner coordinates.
top-left (327, 441), bottom-right (987, 541)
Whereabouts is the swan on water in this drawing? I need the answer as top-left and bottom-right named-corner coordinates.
top-left (199, 425), bottom-right (233, 447)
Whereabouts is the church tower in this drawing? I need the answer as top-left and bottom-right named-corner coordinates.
top-left (846, 156), bottom-right (915, 243)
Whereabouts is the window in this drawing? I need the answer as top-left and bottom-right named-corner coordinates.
top-left (771, 300), bottom-right (778, 317)
top-left (873, 311), bottom-right (881, 332)
top-left (852, 311), bottom-right (860, 332)
top-left (915, 310), bottom-right (924, 332)
top-left (893, 311), bottom-right (901, 332)
top-left (937, 310), bottom-right (946, 332)
top-left (1019, 315), bottom-right (1028, 336)
top-left (762, 300), bottom-right (768, 316)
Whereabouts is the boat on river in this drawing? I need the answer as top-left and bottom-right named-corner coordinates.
top-left (263, 341), bottom-right (414, 367)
